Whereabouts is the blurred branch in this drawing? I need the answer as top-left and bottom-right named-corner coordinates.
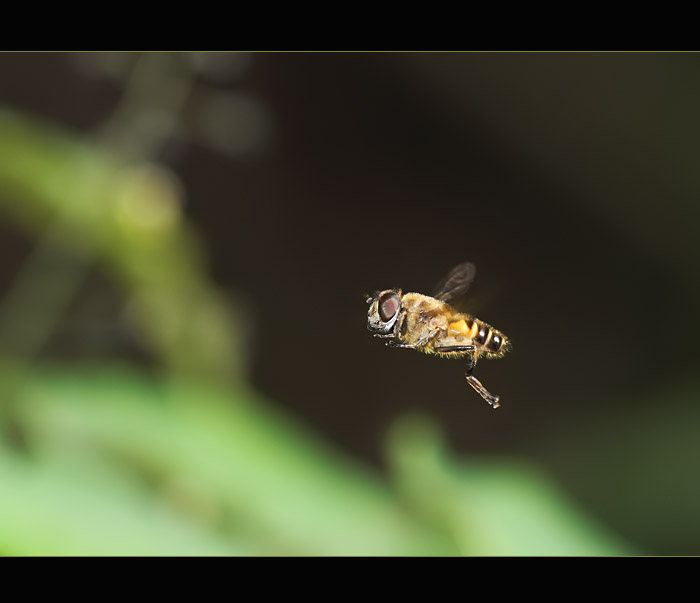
top-left (95, 52), bottom-right (194, 161)
top-left (0, 53), bottom-right (267, 388)
top-left (0, 222), bottom-right (91, 360)
top-left (0, 109), bottom-right (244, 384)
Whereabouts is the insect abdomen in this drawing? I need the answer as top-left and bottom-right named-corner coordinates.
top-left (454, 317), bottom-right (507, 358)
top-left (480, 323), bottom-right (507, 357)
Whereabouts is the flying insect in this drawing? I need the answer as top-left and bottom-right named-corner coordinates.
top-left (366, 262), bottom-right (509, 408)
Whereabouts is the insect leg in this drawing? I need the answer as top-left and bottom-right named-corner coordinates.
top-left (465, 374), bottom-right (500, 408)
top-left (465, 356), bottom-right (477, 372)
top-left (464, 356), bottom-right (500, 408)
top-left (433, 345), bottom-right (475, 353)
top-left (386, 328), bottom-right (440, 349)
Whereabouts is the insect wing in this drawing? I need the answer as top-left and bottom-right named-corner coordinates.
top-left (432, 262), bottom-right (476, 303)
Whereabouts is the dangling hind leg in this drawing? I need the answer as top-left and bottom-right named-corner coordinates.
top-left (465, 356), bottom-right (500, 409)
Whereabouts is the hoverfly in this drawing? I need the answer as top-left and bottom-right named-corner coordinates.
top-left (366, 262), bottom-right (509, 408)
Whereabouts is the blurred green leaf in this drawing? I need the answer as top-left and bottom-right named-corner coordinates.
top-left (0, 449), bottom-right (247, 556)
top-left (388, 415), bottom-right (633, 556)
top-left (10, 364), bottom-right (456, 556)
top-left (0, 364), bottom-right (631, 556)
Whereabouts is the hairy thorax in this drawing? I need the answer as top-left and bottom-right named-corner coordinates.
top-left (400, 293), bottom-right (461, 351)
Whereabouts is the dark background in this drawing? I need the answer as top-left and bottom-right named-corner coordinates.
top-left (1, 52), bottom-right (699, 554)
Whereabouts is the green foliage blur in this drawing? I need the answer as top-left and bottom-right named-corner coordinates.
top-left (0, 106), bottom-right (630, 556)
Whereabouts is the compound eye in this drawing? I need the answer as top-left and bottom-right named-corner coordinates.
top-left (378, 292), bottom-right (400, 323)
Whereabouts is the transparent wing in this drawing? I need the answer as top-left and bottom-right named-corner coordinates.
top-left (431, 262), bottom-right (476, 303)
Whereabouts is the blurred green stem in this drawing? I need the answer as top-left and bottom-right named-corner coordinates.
top-left (0, 222), bottom-right (91, 360)
top-left (0, 54), bottom-right (236, 388)
top-left (0, 109), bottom-right (244, 384)
top-left (96, 52), bottom-right (194, 160)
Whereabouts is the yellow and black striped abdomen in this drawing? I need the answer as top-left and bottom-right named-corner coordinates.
top-left (447, 315), bottom-right (509, 359)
